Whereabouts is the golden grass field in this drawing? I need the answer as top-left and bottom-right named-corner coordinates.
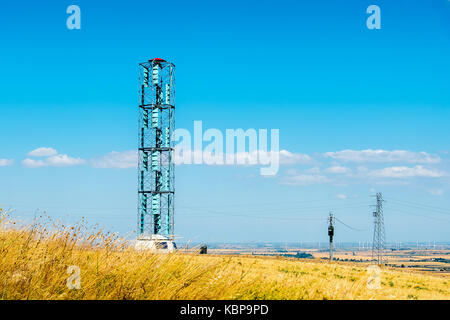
top-left (0, 215), bottom-right (448, 300)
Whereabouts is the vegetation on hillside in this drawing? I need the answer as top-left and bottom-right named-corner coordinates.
top-left (0, 214), bottom-right (448, 300)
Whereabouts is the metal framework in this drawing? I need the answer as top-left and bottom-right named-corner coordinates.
top-left (137, 58), bottom-right (175, 239)
top-left (372, 192), bottom-right (386, 264)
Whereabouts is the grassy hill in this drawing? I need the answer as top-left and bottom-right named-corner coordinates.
top-left (0, 217), bottom-right (448, 300)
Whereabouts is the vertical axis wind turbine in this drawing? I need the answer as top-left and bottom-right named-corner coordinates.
top-left (136, 58), bottom-right (176, 251)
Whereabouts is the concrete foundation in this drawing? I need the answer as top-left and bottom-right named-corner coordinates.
top-left (135, 234), bottom-right (176, 253)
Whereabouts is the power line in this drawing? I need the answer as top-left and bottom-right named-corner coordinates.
top-left (385, 197), bottom-right (450, 216)
top-left (178, 207), bottom-right (327, 221)
top-left (181, 203), bottom-right (369, 215)
top-left (177, 198), bottom-right (368, 209)
top-left (334, 217), bottom-right (368, 232)
top-left (1, 201), bottom-right (369, 214)
top-left (385, 197), bottom-right (450, 212)
top-left (388, 205), bottom-right (450, 223)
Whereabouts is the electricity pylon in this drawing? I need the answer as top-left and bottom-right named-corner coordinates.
top-left (371, 192), bottom-right (386, 264)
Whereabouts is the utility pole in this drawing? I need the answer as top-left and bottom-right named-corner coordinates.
top-left (328, 212), bottom-right (335, 261)
top-left (371, 192), bottom-right (386, 265)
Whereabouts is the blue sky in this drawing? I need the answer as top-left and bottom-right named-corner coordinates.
top-left (0, 0), bottom-right (449, 243)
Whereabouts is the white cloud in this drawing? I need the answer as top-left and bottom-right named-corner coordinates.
top-left (25, 148), bottom-right (310, 169)
top-left (91, 151), bottom-right (137, 169)
top-left (306, 166), bottom-right (321, 174)
top-left (282, 173), bottom-right (330, 186)
top-left (28, 147), bottom-right (58, 157)
top-left (428, 189), bottom-right (444, 196)
top-left (23, 147), bottom-right (84, 168)
top-left (45, 154), bottom-right (85, 167)
top-left (324, 149), bottom-right (441, 164)
top-left (22, 154), bottom-right (85, 168)
top-left (0, 159), bottom-right (14, 167)
top-left (325, 166), bottom-right (351, 174)
top-left (367, 165), bottom-right (444, 179)
top-left (278, 150), bottom-right (313, 165)
top-left (337, 194), bottom-right (347, 199)
top-left (172, 148), bottom-right (311, 166)
top-left (357, 166), bottom-right (369, 172)
top-left (22, 158), bottom-right (46, 168)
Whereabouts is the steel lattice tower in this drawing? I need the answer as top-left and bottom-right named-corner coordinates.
top-left (137, 58), bottom-right (175, 240)
top-left (371, 192), bottom-right (386, 264)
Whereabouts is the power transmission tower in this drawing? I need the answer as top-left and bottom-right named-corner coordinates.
top-left (371, 192), bottom-right (386, 264)
top-left (328, 212), bottom-right (334, 261)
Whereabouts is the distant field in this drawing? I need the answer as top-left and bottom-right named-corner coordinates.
top-left (207, 244), bottom-right (450, 274)
top-left (0, 218), bottom-right (449, 300)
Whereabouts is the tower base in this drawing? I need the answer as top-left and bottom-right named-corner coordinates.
top-left (135, 234), bottom-right (176, 253)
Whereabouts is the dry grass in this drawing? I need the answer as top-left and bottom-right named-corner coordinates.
top-left (0, 215), bottom-right (448, 300)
